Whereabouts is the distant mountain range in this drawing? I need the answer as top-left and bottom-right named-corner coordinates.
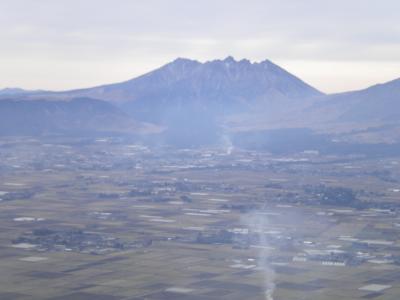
top-left (0, 87), bottom-right (43, 96)
top-left (1, 57), bottom-right (400, 149)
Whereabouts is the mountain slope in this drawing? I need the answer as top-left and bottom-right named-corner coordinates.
top-left (326, 78), bottom-right (400, 122)
top-left (285, 78), bottom-right (400, 144)
top-left (0, 97), bottom-right (143, 136)
top-left (301, 77), bottom-right (400, 125)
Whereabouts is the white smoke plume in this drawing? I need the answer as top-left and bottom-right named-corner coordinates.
top-left (221, 134), bottom-right (234, 155)
top-left (243, 212), bottom-right (276, 300)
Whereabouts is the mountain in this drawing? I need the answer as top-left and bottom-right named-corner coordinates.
top-left (3, 57), bottom-right (400, 149)
top-left (0, 97), bottom-right (146, 136)
top-left (0, 88), bottom-right (41, 96)
top-left (316, 78), bottom-right (400, 122)
top-left (230, 76), bottom-right (400, 153)
top-left (282, 77), bottom-right (400, 144)
top-left (27, 57), bottom-right (324, 123)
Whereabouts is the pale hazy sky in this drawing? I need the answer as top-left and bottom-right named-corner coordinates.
top-left (1, 0), bottom-right (400, 93)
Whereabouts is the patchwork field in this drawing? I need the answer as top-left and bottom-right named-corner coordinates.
top-left (1, 137), bottom-right (400, 299)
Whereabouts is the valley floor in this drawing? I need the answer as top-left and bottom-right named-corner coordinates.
top-left (1, 137), bottom-right (400, 300)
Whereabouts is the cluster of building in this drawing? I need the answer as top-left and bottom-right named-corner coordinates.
top-left (12, 227), bottom-right (152, 255)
